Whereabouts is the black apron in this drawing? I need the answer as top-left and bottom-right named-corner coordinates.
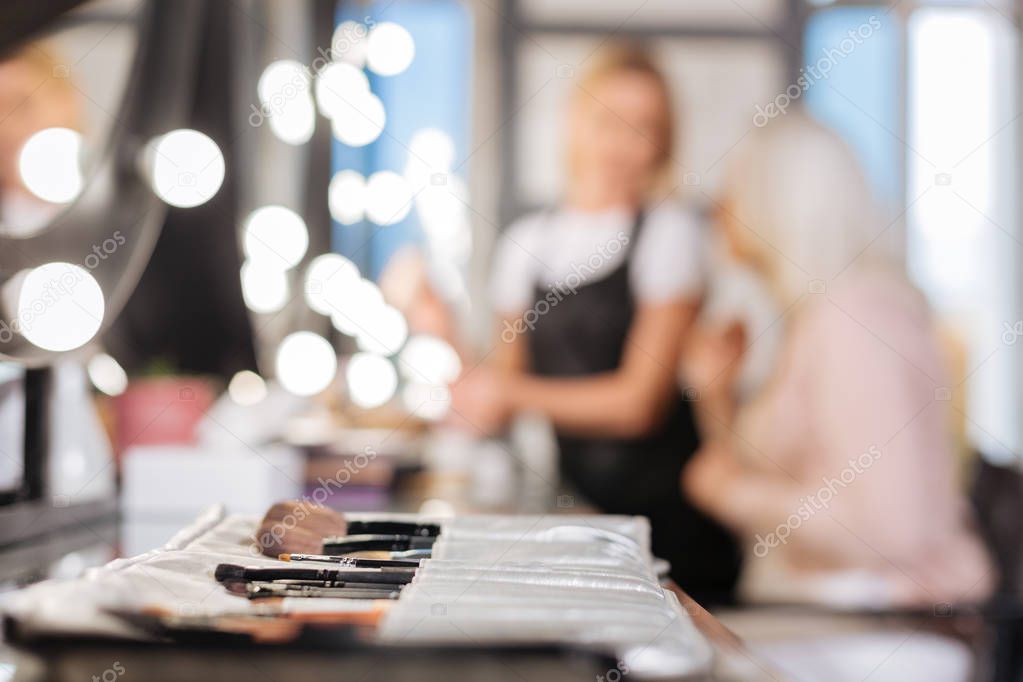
top-left (526, 210), bottom-right (741, 604)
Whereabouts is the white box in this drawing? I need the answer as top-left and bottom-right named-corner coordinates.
top-left (122, 444), bottom-right (303, 519)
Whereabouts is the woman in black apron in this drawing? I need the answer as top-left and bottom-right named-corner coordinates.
top-left (450, 45), bottom-right (740, 604)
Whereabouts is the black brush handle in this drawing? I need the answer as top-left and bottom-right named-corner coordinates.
top-left (247, 584), bottom-right (400, 600)
top-left (219, 565), bottom-right (412, 585)
top-left (345, 521), bottom-right (441, 537)
top-left (285, 554), bottom-right (422, 569)
top-left (270, 579), bottom-right (405, 590)
top-left (321, 534), bottom-right (436, 555)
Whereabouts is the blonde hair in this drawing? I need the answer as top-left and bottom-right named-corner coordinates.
top-left (567, 43), bottom-right (676, 191)
top-left (1, 43), bottom-right (81, 130)
top-left (721, 111), bottom-right (899, 302)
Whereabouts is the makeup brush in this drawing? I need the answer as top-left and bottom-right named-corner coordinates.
top-left (214, 563), bottom-right (413, 585)
top-left (345, 521), bottom-right (440, 537)
top-left (227, 581), bottom-right (402, 600)
top-left (255, 502), bottom-right (442, 557)
top-left (255, 503), bottom-right (350, 556)
top-left (279, 553), bottom-right (422, 569)
top-left (321, 534), bottom-right (435, 555)
top-left (222, 579), bottom-right (403, 595)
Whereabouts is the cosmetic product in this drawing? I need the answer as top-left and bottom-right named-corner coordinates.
top-left (279, 553), bottom-right (422, 569)
top-left (244, 582), bottom-right (401, 600)
top-left (320, 534), bottom-right (435, 555)
top-left (345, 521), bottom-right (440, 537)
top-left (214, 563), bottom-right (413, 586)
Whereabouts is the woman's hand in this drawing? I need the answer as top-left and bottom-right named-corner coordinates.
top-left (447, 366), bottom-right (513, 436)
top-left (681, 441), bottom-right (743, 519)
top-left (682, 321), bottom-right (746, 402)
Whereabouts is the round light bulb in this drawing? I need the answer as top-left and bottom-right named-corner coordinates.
top-left (334, 278), bottom-right (384, 333)
top-left (258, 60), bottom-right (311, 105)
top-left (242, 205), bottom-right (309, 270)
top-left (228, 370), bottom-right (268, 406)
top-left (356, 304), bottom-right (408, 356)
top-left (328, 170), bottom-right (367, 225)
top-left (269, 94), bottom-right (316, 145)
top-left (240, 260), bottom-right (290, 313)
top-left (18, 127), bottom-right (84, 204)
top-left (409, 128), bottom-right (455, 172)
top-left (399, 335), bottom-right (461, 385)
top-left (315, 61), bottom-right (370, 119)
top-left (331, 21), bottom-right (370, 67)
top-left (276, 331), bottom-right (337, 397)
top-left (365, 171), bottom-right (413, 225)
top-left (345, 352), bottom-right (398, 408)
top-left (16, 262), bottom-right (105, 352)
top-left (87, 353), bottom-right (128, 396)
top-left (366, 22), bottom-right (415, 76)
top-left (148, 129), bottom-right (225, 208)
top-left (330, 91), bottom-right (386, 148)
top-left (304, 253), bottom-right (359, 315)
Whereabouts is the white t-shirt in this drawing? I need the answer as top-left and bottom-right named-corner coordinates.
top-left (489, 202), bottom-right (706, 315)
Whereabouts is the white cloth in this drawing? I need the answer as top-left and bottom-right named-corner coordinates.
top-left (3, 507), bottom-right (713, 678)
top-left (490, 201), bottom-right (706, 315)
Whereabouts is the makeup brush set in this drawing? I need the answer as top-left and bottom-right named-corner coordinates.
top-left (3, 506), bottom-right (712, 678)
top-left (203, 504), bottom-right (712, 676)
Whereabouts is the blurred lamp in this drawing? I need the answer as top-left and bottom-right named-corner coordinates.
top-left (145, 129), bottom-right (225, 208)
top-left (328, 170), bottom-right (367, 225)
top-left (365, 171), bottom-right (412, 225)
top-left (228, 369), bottom-right (268, 406)
top-left (366, 22), bottom-right (415, 76)
top-left (87, 353), bottom-right (128, 396)
top-left (18, 127), bottom-right (84, 204)
top-left (346, 351), bottom-right (397, 408)
top-left (242, 205), bottom-right (309, 270)
top-left (240, 260), bottom-right (289, 313)
top-left (16, 262), bottom-right (104, 352)
top-left (276, 331), bottom-right (337, 396)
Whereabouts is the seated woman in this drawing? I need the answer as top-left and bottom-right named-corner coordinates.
top-left (682, 112), bottom-right (994, 607)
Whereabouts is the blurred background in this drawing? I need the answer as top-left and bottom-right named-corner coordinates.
top-left (0, 0), bottom-right (1021, 677)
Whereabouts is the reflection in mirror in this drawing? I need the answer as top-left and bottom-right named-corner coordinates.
top-left (0, 44), bottom-right (84, 237)
top-left (0, 6), bottom-right (137, 239)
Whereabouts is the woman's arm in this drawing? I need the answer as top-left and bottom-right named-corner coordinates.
top-left (499, 297), bottom-right (698, 439)
top-left (686, 295), bottom-right (947, 567)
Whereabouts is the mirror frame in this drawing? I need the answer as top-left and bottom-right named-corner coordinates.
top-left (0, 0), bottom-right (205, 365)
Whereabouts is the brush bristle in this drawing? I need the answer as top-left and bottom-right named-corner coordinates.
top-left (255, 502), bottom-right (347, 557)
top-left (214, 564), bottom-right (246, 583)
top-left (279, 554), bottom-right (291, 561)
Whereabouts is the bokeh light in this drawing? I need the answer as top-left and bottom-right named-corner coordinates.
top-left (365, 171), bottom-right (413, 225)
top-left (16, 262), bottom-right (104, 352)
top-left (276, 331), bottom-right (337, 397)
top-left (366, 22), bottom-right (415, 76)
top-left (87, 353), bottom-right (128, 396)
top-left (346, 352), bottom-right (398, 408)
top-left (147, 129), bottom-right (225, 208)
top-left (242, 205), bottom-right (309, 270)
top-left (240, 260), bottom-right (289, 313)
top-left (18, 127), bottom-right (84, 204)
top-left (228, 370), bottom-right (268, 406)
top-left (328, 170), bottom-right (367, 225)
